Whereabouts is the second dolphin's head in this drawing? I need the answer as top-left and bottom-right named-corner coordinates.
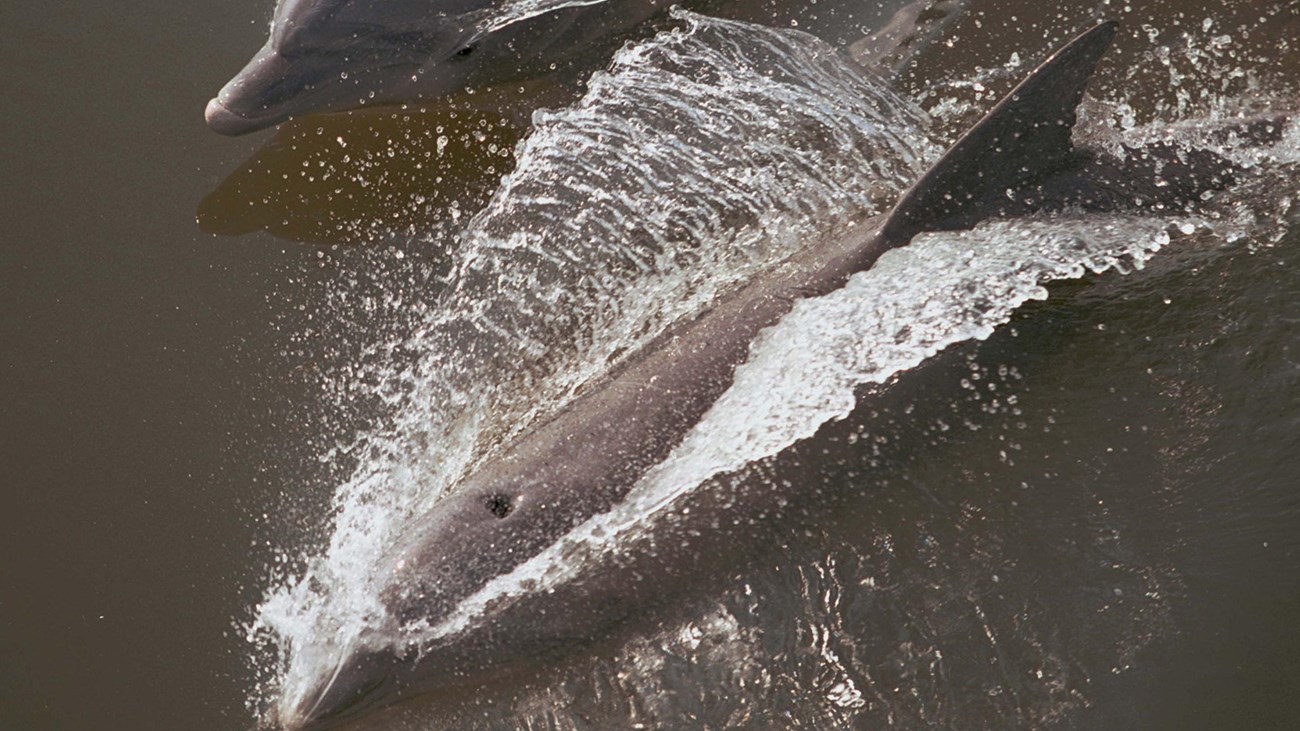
top-left (206, 0), bottom-right (678, 135)
top-left (206, 0), bottom-right (496, 135)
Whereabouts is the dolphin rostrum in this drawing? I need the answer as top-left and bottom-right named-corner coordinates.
top-left (205, 0), bottom-right (673, 135)
top-left (273, 20), bottom-right (1253, 730)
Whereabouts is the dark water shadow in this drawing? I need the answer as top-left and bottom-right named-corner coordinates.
top-left (196, 92), bottom-right (543, 248)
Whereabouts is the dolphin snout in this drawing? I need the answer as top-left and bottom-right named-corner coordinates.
top-left (277, 646), bottom-right (401, 731)
top-left (206, 43), bottom-right (304, 135)
top-left (204, 96), bottom-right (272, 136)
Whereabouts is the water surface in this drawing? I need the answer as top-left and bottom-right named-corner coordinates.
top-left (2, 1), bottom-right (1298, 730)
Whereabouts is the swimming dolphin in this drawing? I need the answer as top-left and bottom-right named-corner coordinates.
top-left (271, 20), bottom-right (1261, 730)
top-left (205, 0), bottom-right (673, 135)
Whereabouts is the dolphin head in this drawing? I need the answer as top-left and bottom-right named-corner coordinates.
top-left (205, 0), bottom-right (494, 135)
top-left (278, 473), bottom-right (592, 728)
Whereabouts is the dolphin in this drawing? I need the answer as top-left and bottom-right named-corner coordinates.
top-left (269, 19), bottom-right (1264, 730)
top-left (204, 0), bottom-right (675, 135)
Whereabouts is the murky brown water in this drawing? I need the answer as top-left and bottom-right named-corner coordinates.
top-left (2, 1), bottom-right (1298, 730)
top-left (0, 2), bottom-right (303, 728)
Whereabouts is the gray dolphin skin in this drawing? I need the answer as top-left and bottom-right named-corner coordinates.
top-left (205, 0), bottom-right (670, 135)
top-left (273, 21), bottom-right (1152, 730)
top-left (275, 20), bottom-right (1267, 731)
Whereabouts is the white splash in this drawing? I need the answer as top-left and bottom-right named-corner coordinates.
top-left (478, 0), bottom-right (610, 35)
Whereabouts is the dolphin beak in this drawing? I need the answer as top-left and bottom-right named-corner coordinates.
top-left (205, 43), bottom-right (304, 135)
top-left (277, 645), bottom-right (400, 731)
top-left (204, 96), bottom-right (274, 136)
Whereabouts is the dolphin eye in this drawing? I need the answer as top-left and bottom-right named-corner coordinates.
top-left (484, 493), bottom-right (513, 519)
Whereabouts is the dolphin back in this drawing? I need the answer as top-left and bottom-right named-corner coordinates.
top-left (879, 21), bottom-right (1119, 244)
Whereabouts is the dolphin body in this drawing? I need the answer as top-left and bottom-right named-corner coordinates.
top-left (206, 0), bottom-right (674, 135)
top-left (272, 20), bottom-right (1255, 730)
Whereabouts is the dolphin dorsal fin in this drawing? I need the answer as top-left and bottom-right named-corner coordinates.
top-left (880, 21), bottom-right (1119, 242)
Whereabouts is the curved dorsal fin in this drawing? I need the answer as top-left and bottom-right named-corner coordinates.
top-left (880, 21), bottom-right (1119, 243)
